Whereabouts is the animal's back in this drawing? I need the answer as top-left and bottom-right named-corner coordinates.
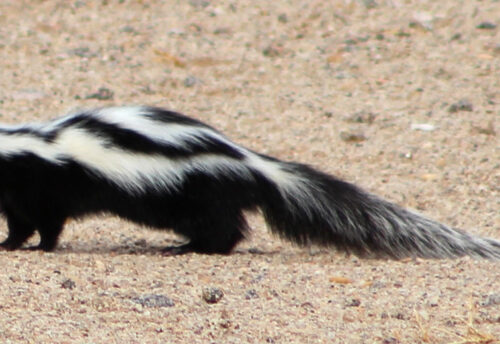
top-left (0, 106), bottom-right (499, 259)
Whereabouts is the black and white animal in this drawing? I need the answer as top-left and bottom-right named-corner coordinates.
top-left (0, 106), bottom-right (498, 259)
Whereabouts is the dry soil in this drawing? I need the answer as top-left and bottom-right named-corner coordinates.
top-left (0, 1), bottom-right (499, 343)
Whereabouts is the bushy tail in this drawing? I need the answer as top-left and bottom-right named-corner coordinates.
top-left (252, 156), bottom-right (500, 259)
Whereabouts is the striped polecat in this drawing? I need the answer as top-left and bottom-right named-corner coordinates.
top-left (0, 106), bottom-right (498, 259)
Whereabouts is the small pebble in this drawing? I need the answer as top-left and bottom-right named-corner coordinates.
top-left (344, 298), bottom-right (361, 307)
top-left (420, 173), bottom-right (438, 181)
top-left (121, 25), bottom-right (136, 34)
top-left (481, 293), bottom-right (500, 306)
top-left (202, 287), bottom-right (224, 304)
top-left (448, 99), bottom-right (473, 113)
top-left (262, 43), bottom-right (283, 57)
top-left (344, 111), bottom-right (375, 124)
top-left (362, 0), bottom-right (377, 9)
top-left (245, 289), bottom-right (259, 300)
top-left (184, 76), bottom-right (201, 88)
top-left (213, 27), bottom-right (231, 35)
top-left (86, 87), bottom-right (114, 100)
top-left (131, 294), bottom-right (175, 308)
top-left (248, 247), bottom-right (265, 254)
top-left (394, 312), bottom-right (406, 320)
top-left (61, 279), bottom-right (76, 290)
top-left (68, 47), bottom-right (96, 58)
top-left (342, 313), bottom-right (356, 322)
top-left (400, 152), bottom-right (413, 159)
top-left (189, 0), bottom-right (209, 8)
top-left (411, 123), bottom-right (435, 131)
top-left (134, 239), bottom-right (148, 247)
top-left (476, 22), bottom-right (497, 30)
top-left (340, 130), bottom-right (366, 142)
top-left (277, 13), bottom-right (288, 23)
top-left (472, 120), bottom-right (496, 136)
top-left (411, 11), bottom-right (434, 30)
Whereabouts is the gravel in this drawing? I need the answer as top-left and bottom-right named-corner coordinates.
top-left (0, 1), bottom-right (498, 343)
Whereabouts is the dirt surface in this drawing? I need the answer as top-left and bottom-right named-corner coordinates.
top-left (0, 1), bottom-right (499, 343)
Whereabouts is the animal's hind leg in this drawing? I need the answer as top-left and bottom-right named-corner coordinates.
top-left (163, 211), bottom-right (248, 255)
top-left (0, 212), bottom-right (36, 250)
top-left (34, 219), bottom-right (65, 252)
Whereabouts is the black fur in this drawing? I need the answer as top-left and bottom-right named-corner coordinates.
top-left (0, 106), bottom-right (498, 259)
top-left (0, 152), bottom-right (258, 253)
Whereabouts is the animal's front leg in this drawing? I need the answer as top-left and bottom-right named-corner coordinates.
top-left (0, 211), bottom-right (36, 250)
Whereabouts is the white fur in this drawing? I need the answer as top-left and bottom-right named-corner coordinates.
top-left (0, 132), bottom-right (66, 163)
top-left (0, 107), bottom-right (313, 197)
top-left (58, 126), bottom-right (256, 193)
top-left (244, 153), bottom-right (292, 186)
top-left (1, 106), bottom-right (499, 259)
top-left (0, 115), bottom-right (256, 194)
top-left (96, 106), bottom-right (246, 153)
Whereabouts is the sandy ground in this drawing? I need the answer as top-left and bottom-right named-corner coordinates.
top-left (0, 0), bottom-right (499, 343)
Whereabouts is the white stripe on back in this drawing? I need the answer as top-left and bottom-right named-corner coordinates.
top-left (0, 107), bottom-right (296, 194)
